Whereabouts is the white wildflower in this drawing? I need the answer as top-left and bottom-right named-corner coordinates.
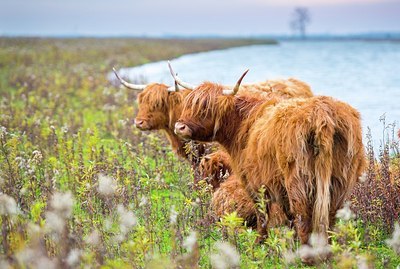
top-left (183, 231), bottom-right (197, 253)
top-left (49, 191), bottom-right (74, 218)
top-left (103, 104), bottom-right (116, 111)
top-left (103, 217), bottom-right (113, 231)
top-left (386, 222), bottom-right (400, 255)
top-left (45, 211), bottom-right (65, 234)
top-left (0, 259), bottom-right (10, 269)
top-left (170, 205), bottom-right (178, 225)
top-left (85, 229), bottom-right (101, 246)
top-left (61, 124), bottom-right (69, 133)
top-left (112, 233), bottom-right (125, 243)
top-left (66, 249), bottom-right (81, 267)
top-left (139, 196), bottom-right (148, 207)
top-left (118, 119), bottom-right (127, 126)
top-left (0, 126), bottom-right (7, 139)
top-left (97, 173), bottom-right (117, 197)
top-left (336, 201), bottom-right (355, 221)
top-left (15, 156), bottom-right (27, 170)
top-left (359, 172), bottom-right (367, 183)
top-left (0, 193), bottom-right (18, 216)
top-left (36, 256), bottom-right (57, 269)
top-left (117, 204), bottom-right (137, 235)
top-left (31, 150), bottom-right (43, 164)
top-left (283, 250), bottom-right (297, 265)
top-left (16, 247), bottom-right (57, 269)
top-left (210, 241), bottom-right (240, 269)
top-left (357, 255), bottom-right (371, 269)
top-left (298, 233), bottom-right (331, 264)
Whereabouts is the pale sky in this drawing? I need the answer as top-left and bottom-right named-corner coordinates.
top-left (1, 0), bottom-right (399, 36)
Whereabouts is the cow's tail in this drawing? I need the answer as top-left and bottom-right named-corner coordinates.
top-left (312, 113), bottom-right (335, 243)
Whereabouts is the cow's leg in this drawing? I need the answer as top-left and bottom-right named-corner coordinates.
top-left (285, 173), bottom-right (313, 245)
top-left (328, 175), bottom-right (356, 228)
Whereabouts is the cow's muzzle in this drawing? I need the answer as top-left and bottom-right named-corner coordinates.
top-left (174, 122), bottom-right (192, 138)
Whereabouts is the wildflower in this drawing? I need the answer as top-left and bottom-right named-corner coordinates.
top-left (85, 229), bottom-right (101, 246)
top-left (45, 211), bottom-right (65, 234)
top-left (210, 241), bottom-right (240, 269)
top-left (61, 124), bottom-right (69, 133)
top-left (0, 193), bottom-right (18, 216)
top-left (103, 217), bottom-right (113, 231)
top-left (386, 222), bottom-right (400, 255)
top-left (336, 201), bottom-right (355, 221)
top-left (117, 204), bottom-right (137, 234)
top-left (16, 247), bottom-right (57, 269)
top-left (0, 259), bottom-right (10, 269)
top-left (359, 172), bottom-right (367, 183)
top-left (170, 205), bottom-right (178, 225)
top-left (357, 255), bottom-right (372, 269)
top-left (283, 250), bottom-right (297, 265)
top-left (49, 191), bottom-right (74, 218)
top-left (118, 119), bottom-right (127, 126)
top-left (45, 191), bottom-right (74, 234)
top-left (0, 126), bottom-right (7, 139)
top-left (31, 150), bottom-right (43, 164)
top-left (15, 156), bottom-right (27, 170)
top-left (139, 196), bottom-right (148, 207)
top-left (66, 249), bottom-right (81, 267)
top-left (298, 233), bottom-right (331, 264)
top-left (183, 231), bottom-right (197, 253)
top-left (97, 173), bottom-right (117, 197)
top-left (103, 104), bottom-right (116, 111)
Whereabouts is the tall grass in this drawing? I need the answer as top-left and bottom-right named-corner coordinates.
top-left (0, 38), bottom-right (399, 268)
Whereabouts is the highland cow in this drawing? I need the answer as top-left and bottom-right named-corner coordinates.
top-left (173, 69), bottom-right (366, 258)
top-left (113, 68), bottom-right (209, 169)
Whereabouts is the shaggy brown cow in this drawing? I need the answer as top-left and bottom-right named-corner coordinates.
top-left (173, 71), bottom-right (366, 256)
top-left (200, 150), bottom-right (288, 228)
top-left (113, 68), bottom-right (208, 164)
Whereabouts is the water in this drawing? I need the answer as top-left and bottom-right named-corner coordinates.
top-left (114, 41), bottom-right (400, 148)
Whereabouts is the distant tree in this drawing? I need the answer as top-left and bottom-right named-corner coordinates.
top-left (290, 7), bottom-right (311, 39)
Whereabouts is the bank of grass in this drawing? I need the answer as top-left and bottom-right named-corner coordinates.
top-left (0, 38), bottom-right (399, 268)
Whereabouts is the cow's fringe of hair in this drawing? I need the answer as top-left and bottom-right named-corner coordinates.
top-left (138, 83), bottom-right (188, 129)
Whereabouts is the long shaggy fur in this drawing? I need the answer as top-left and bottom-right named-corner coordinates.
top-left (136, 83), bottom-right (192, 158)
top-left (200, 150), bottom-right (288, 228)
top-left (178, 82), bottom-right (366, 246)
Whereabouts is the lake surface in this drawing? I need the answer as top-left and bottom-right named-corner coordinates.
top-left (114, 41), bottom-right (400, 148)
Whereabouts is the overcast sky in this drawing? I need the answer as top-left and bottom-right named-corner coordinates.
top-left (1, 0), bottom-right (399, 36)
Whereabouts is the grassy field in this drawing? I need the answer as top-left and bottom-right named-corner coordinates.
top-left (0, 37), bottom-right (399, 268)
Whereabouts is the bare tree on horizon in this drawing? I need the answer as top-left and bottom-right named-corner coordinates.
top-left (290, 7), bottom-right (311, 39)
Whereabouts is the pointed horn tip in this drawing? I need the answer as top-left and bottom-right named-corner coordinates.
top-left (237, 69), bottom-right (250, 84)
top-left (112, 67), bottom-right (121, 79)
top-left (241, 69), bottom-right (250, 78)
top-left (167, 61), bottom-right (176, 78)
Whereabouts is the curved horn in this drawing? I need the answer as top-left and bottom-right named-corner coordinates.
top-left (167, 61), bottom-right (196, 90)
top-left (222, 69), bottom-right (249, 96)
top-left (112, 67), bottom-right (147, 91)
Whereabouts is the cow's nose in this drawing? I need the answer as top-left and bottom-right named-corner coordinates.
top-left (175, 122), bottom-right (192, 137)
top-left (135, 119), bottom-right (144, 127)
